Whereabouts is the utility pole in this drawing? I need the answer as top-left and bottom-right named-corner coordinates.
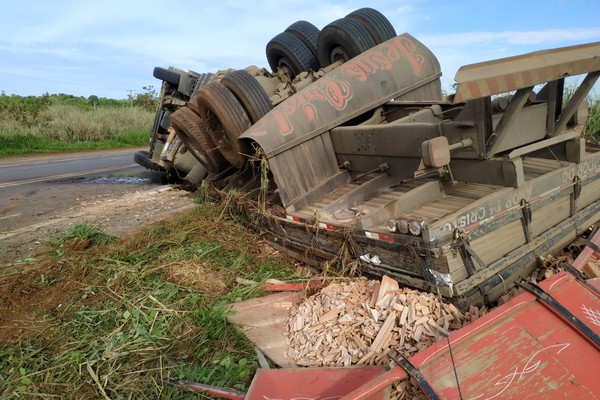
top-left (127, 90), bottom-right (134, 108)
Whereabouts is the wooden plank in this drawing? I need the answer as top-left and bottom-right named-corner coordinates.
top-left (582, 260), bottom-right (600, 278)
top-left (369, 310), bottom-right (397, 353)
top-left (377, 275), bottom-right (399, 302)
top-left (227, 291), bottom-right (304, 368)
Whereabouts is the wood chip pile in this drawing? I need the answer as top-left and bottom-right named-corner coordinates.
top-left (284, 276), bottom-right (487, 368)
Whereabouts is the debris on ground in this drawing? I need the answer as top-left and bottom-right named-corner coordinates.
top-left (284, 276), bottom-right (487, 367)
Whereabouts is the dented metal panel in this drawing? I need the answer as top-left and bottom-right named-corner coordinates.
top-left (453, 41), bottom-right (600, 103)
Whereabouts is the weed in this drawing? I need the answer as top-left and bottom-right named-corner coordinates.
top-left (49, 223), bottom-right (119, 252)
top-left (586, 97), bottom-right (600, 137)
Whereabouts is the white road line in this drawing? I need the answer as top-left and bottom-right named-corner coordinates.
top-left (0, 149), bottom-right (140, 168)
top-left (0, 164), bottom-right (139, 188)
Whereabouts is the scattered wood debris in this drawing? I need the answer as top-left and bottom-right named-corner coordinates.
top-left (283, 277), bottom-right (487, 399)
top-left (277, 235), bottom-right (600, 398)
top-left (284, 277), bottom-right (487, 368)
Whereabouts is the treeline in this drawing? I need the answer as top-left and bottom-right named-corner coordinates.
top-left (0, 90), bottom-right (158, 155)
top-left (0, 88), bottom-right (158, 123)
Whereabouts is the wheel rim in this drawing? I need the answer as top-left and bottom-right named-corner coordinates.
top-left (266, 31), bottom-right (320, 78)
top-left (317, 17), bottom-right (376, 67)
top-left (330, 46), bottom-right (352, 64)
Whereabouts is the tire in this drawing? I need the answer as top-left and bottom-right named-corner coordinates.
top-left (221, 70), bottom-right (272, 124)
top-left (153, 67), bottom-right (181, 86)
top-left (266, 31), bottom-right (320, 78)
top-left (317, 17), bottom-right (376, 67)
top-left (171, 106), bottom-right (229, 174)
top-left (285, 20), bottom-right (320, 60)
top-left (194, 82), bottom-right (252, 168)
top-left (134, 150), bottom-right (158, 171)
top-left (346, 8), bottom-right (396, 44)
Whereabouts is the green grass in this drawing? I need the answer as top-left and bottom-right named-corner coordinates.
top-left (0, 130), bottom-right (148, 156)
top-left (0, 203), bottom-right (298, 399)
top-left (585, 97), bottom-right (600, 137)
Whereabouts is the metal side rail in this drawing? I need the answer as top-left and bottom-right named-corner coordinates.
top-left (517, 280), bottom-right (600, 350)
top-left (339, 352), bottom-right (440, 400)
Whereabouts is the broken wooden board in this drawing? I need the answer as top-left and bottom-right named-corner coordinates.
top-left (227, 291), bottom-right (304, 368)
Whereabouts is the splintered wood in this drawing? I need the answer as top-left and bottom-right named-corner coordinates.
top-left (285, 277), bottom-right (487, 368)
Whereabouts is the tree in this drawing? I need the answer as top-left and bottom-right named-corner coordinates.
top-left (128, 86), bottom-right (158, 111)
top-left (88, 95), bottom-right (99, 109)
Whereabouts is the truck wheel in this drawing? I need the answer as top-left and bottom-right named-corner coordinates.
top-left (221, 70), bottom-right (272, 124)
top-left (285, 20), bottom-right (320, 60)
top-left (346, 8), bottom-right (396, 44)
top-left (266, 31), bottom-right (320, 78)
top-left (134, 150), bottom-right (158, 171)
top-left (171, 106), bottom-right (229, 173)
top-left (153, 67), bottom-right (181, 86)
top-left (194, 82), bottom-right (252, 168)
top-left (317, 17), bottom-right (376, 67)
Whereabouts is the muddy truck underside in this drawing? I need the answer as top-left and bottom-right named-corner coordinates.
top-left (142, 11), bottom-right (600, 309)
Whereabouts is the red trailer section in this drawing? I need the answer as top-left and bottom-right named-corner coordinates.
top-left (341, 270), bottom-right (600, 399)
top-left (413, 272), bottom-right (599, 399)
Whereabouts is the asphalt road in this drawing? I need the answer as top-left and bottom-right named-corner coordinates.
top-left (0, 147), bottom-right (160, 234)
top-left (0, 148), bottom-right (144, 188)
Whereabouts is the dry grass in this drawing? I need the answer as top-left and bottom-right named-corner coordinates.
top-left (0, 104), bottom-right (153, 155)
top-left (0, 202), bottom-right (299, 399)
top-left (39, 105), bottom-right (152, 142)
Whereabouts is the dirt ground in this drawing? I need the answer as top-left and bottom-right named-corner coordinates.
top-left (0, 184), bottom-right (197, 266)
top-left (0, 183), bottom-right (198, 343)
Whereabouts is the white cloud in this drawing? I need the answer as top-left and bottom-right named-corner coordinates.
top-left (420, 28), bottom-right (600, 47)
top-left (1, 1), bottom-right (599, 97)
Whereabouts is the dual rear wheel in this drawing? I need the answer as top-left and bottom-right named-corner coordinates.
top-left (175, 8), bottom-right (396, 173)
top-left (266, 8), bottom-right (396, 75)
top-left (173, 70), bottom-right (272, 173)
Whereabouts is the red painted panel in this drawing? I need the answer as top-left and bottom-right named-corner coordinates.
top-left (411, 272), bottom-right (600, 399)
top-left (246, 367), bottom-right (390, 400)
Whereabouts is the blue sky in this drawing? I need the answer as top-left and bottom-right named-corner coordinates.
top-left (1, 0), bottom-right (599, 99)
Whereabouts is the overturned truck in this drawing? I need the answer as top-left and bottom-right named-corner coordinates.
top-left (139, 14), bottom-right (600, 310)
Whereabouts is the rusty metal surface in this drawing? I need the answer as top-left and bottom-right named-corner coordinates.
top-left (453, 41), bottom-right (600, 103)
top-left (241, 33), bottom-right (441, 156)
top-left (240, 33), bottom-right (441, 207)
top-left (409, 271), bottom-right (600, 399)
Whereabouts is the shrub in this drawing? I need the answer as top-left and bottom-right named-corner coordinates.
top-left (586, 97), bottom-right (600, 137)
